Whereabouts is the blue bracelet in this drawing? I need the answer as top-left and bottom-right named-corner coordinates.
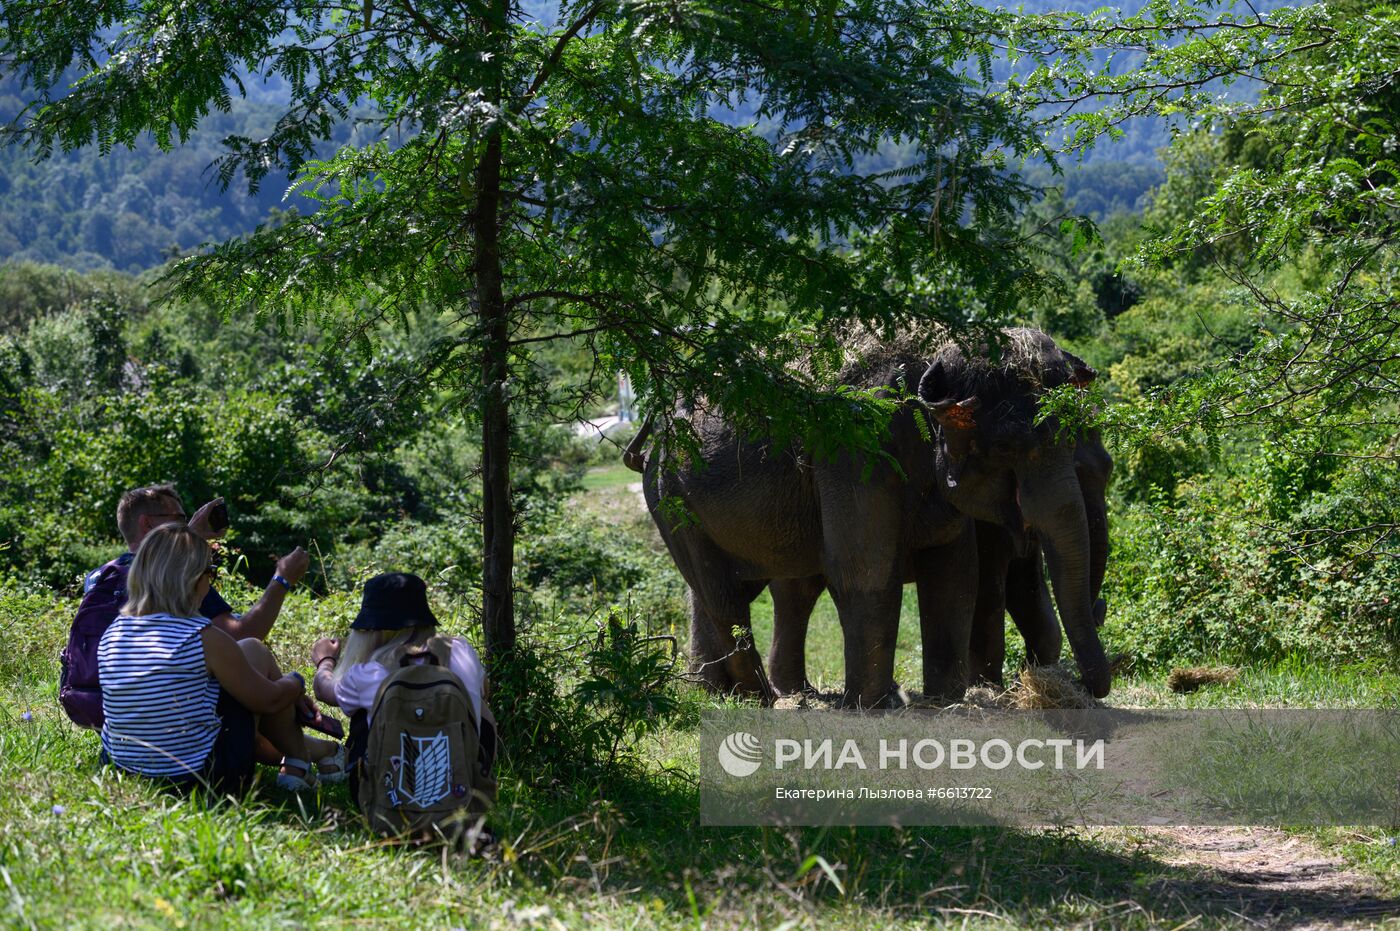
top-left (287, 670), bottom-right (305, 691)
top-left (272, 574), bottom-right (292, 591)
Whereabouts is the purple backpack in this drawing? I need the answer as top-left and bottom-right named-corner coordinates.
top-left (59, 556), bottom-right (130, 730)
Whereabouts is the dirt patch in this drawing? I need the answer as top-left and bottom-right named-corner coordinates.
top-left (763, 686), bottom-right (1400, 927)
top-left (1144, 826), bottom-right (1400, 929)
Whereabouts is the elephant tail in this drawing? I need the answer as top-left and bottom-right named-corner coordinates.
top-left (622, 415), bottom-right (654, 473)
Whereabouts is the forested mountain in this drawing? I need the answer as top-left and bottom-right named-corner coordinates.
top-left (0, 5), bottom-right (1176, 274)
top-left (0, 73), bottom-right (376, 273)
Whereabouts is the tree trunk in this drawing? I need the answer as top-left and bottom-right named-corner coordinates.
top-left (475, 115), bottom-right (514, 663)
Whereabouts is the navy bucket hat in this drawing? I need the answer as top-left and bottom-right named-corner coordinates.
top-left (351, 572), bottom-right (438, 631)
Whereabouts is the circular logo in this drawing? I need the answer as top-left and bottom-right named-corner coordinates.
top-left (717, 731), bottom-right (763, 778)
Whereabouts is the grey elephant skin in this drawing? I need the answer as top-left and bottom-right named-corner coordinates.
top-left (764, 424), bottom-right (1111, 695)
top-left (634, 328), bottom-right (1113, 707)
top-left (968, 422), bottom-right (1112, 686)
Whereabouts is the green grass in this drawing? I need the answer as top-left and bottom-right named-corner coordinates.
top-left (5, 583), bottom-right (1400, 929)
top-left (578, 464), bottom-right (641, 492)
top-left (5, 514), bottom-right (1400, 928)
top-left (748, 587), bottom-right (932, 693)
top-left (1113, 657), bottom-right (1400, 710)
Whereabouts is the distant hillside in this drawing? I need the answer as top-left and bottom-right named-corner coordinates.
top-left (0, 5), bottom-right (1176, 274)
top-left (0, 74), bottom-right (309, 273)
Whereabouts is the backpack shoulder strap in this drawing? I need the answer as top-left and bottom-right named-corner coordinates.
top-left (422, 633), bottom-right (455, 669)
top-left (83, 558), bottom-right (129, 599)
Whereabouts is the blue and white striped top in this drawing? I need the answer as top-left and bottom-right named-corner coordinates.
top-left (98, 613), bottom-right (221, 776)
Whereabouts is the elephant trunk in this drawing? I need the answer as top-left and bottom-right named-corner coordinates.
top-left (1017, 448), bottom-right (1112, 698)
top-left (1078, 431), bottom-right (1112, 627)
top-left (622, 415), bottom-right (654, 473)
top-left (1085, 480), bottom-right (1109, 627)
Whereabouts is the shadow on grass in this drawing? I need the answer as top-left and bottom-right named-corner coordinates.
top-left (231, 757), bottom-right (1400, 928)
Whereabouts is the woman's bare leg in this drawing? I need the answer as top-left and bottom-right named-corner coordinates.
top-left (237, 639), bottom-right (309, 777)
top-left (304, 735), bottom-right (338, 760)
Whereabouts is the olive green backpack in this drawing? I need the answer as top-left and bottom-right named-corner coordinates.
top-left (357, 635), bottom-right (495, 839)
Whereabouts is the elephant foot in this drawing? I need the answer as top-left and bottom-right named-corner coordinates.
top-left (691, 646), bottom-right (775, 705)
top-left (691, 656), bottom-right (737, 693)
top-left (771, 680), bottom-right (821, 702)
top-left (693, 671), bottom-right (775, 705)
top-left (921, 669), bottom-right (969, 705)
top-left (768, 668), bottom-right (809, 697)
top-left (837, 684), bottom-right (904, 710)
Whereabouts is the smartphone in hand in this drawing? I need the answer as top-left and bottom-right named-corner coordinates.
top-left (297, 706), bottom-right (345, 739)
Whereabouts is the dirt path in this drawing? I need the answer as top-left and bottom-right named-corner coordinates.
top-left (1142, 826), bottom-right (1400, 929)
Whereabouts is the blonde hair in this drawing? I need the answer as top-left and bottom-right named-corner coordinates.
top-left (122, 524), bottom-right (211, 618)
top-left (332, 625), bottom-right (437, 684)
top-left (116, 483), bottom-right (185, 547)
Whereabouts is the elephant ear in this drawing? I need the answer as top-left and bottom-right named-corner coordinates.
top-left (928, 396), bottom-right (980, 431)
top-left (1062, 350), bottom-right (1098, 389)
top-left (917, 360), bottom-right (947, 403)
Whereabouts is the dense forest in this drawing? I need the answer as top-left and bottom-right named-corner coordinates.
top-left (0, 29), bottom-right (1177, 274)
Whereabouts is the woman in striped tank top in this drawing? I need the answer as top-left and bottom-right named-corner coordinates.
top-left (99, 523), bottom-right (324, 793)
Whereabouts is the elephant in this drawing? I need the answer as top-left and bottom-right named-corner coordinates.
top-left (763, 355), bottom-right (1113, 695)
top-left (766, 456), bottom-right (1107, 694)
top-left (762, 535), bottom-right (1066, 696)
top-left (968, 424), bottom-right (1112, 686)
top-left (628, 327), bottom-right (1114, 707)
top-left (968, 349), bottom-right (1111, 685)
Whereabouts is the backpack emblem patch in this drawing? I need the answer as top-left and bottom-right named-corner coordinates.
top-left (395, 730), bottom-right (452, 806)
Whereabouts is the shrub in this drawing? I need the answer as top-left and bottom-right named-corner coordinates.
top-left (1104, 465), bottom-right (1400, 669)
top-left (493, 606), bottom-right (687, 787)
top-left (329, 517), bottom-right (484, 602)
top-left (518, 504), bottom-right (687, 636)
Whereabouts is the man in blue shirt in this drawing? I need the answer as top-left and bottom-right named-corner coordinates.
top-left (62, 483), bottom-right (310, 729)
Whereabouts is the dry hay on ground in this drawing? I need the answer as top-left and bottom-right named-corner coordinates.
top-left (1001, 664), bottom-right (1100, 710)
top-left (1167, 666), bottom-right (1240, 693)
top-left (768, 665), bottom-right (1100, 712)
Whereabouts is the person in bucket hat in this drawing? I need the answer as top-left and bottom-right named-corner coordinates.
top-left (348, 571), bottom-right (440, 631)
top-left (309, 573), bottom-right (496, 812)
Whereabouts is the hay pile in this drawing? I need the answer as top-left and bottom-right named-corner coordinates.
top-left (1167, 666), bottom-right (1239, 693)
top-left (771, 692), bottom-right (838, 711)
top-left (768, 664), bottom-right (1101, 711)
top-left (1002, 664), bottom-right (1100, 710)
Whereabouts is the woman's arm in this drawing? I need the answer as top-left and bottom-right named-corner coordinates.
top-left (312, 661), bottom-right (339, 706)
top-left (201, 626), bottom-right (302, 714)
top-left (310, 637), bottom-right (341, 706)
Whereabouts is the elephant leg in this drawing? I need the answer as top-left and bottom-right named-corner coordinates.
top-left (768, 575), bottom-right (825, 695)
top-left (812, 458), bottom-right (906, 708)
top-left (689, 579), bottom-right (772, 702)
top-left (1005, 538), bottom-right (1062, 668)
top-left (687, 588), bottom-right (733, 691)
top-left (827, 582), bottom-right (903, 708)
top-left (646, 493), bottom-right (774, 703)
top-left (914, 521), bottom-right (977, 701)
top-left (969, 522), bottom-right (1012, 686)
